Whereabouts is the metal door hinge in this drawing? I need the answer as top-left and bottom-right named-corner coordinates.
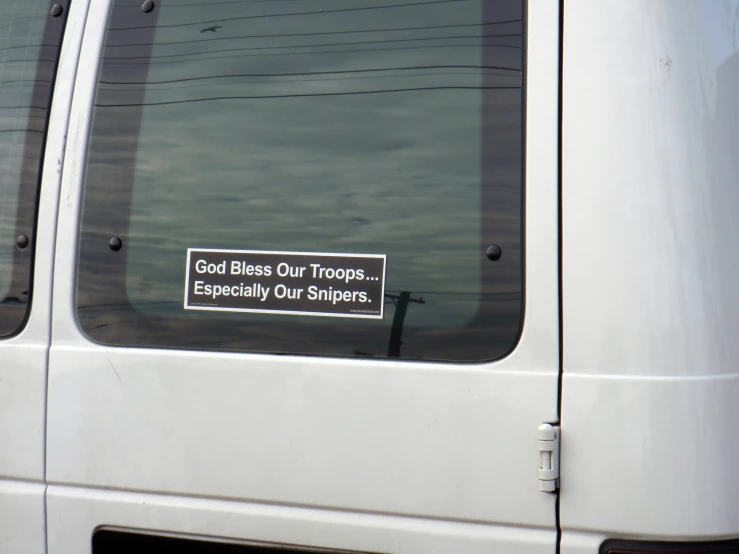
top-left (538, 423), bottom-right (560, 492)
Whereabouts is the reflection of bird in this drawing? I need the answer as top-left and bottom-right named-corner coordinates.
top-left (200, 25), bottom-right (222, 33)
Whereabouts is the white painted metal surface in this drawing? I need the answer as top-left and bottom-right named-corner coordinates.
top-left (0, 0), bottom-right (90, 483)
top-left (562, 0), bottom-right (739, 541)
top-left (47, 486), bottom-right (556, 554)
top-left (560, 532), bottom-right (608, 554)
top-left (0, 480), bottom-right (47, 554)
top-left (45, 0), bottom-right (560, 552)
top-left (0, 0), bottom-right (90, 550)
top-left (7, 0), bottom-right (737, 550)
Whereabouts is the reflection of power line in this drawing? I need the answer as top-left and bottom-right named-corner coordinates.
top-left (118, 0), bottom-right (337, 6)
top-left (0, 59), bottom-right (55, 66)
top-left (0, 81), bottom-right (52, 88)
top-left (103, 33), bottom-right (521, 62)
top-left (0, 106), bottom-right (47, 111)
top-left (100, 64), bottom-right (519, 86)
top-left (0, 42), bottom-right (58, 53)
top-left (94, 85), bottom-right (519, 108)
top-left (0, 65), bottom-right (519, 91)
top-left (385, 288), bottom-right (520, 296)
top-left (386, 291), bottom-right (425, 358)
top-left (109, 0), bottom-right (470, 31)
top-left (0, 129), bottom-right (43, 134)
top-left (0, 20), bottom-right (523, 54)
top-left (102, 20), bottom-right (522, 50)
top-left (104, 43), bottom-right (523, 66)
top-left (99, 70), bottom-right (512, 93)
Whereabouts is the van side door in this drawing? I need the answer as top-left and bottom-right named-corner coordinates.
top-left (46, 1), bottom-right (562, 552)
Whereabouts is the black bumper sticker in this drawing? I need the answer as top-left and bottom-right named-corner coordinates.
top-left (184, 249), bottom-right (386, 319)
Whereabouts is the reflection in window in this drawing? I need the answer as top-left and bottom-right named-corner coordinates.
top-left (78, 0), bottom-right (524, 362)
top-left (0, 0), bottom-right (68, 336)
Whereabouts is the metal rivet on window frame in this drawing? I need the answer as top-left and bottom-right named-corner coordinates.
top-left (141, 0), bottom-right (155, 12)
top-left (109, 237), bottom-right (123, 252)
top-left (485, 244), bottom-right (502, 261)
top-left (49, 4), bottom-right (63, 16)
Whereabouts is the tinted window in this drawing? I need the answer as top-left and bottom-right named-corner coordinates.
top-left (78, 0), bottom-right (524, 362)
top-left (0, 0), bottom-right (70, 336)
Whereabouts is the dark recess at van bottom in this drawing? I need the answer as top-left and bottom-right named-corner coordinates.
top-left (93, 530), bottom-right (380, 554)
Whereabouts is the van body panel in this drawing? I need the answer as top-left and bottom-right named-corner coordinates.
top-left (4, 0), bottom-right (736, 550)
top-left (47, 486), bottom-right (556, 554)
top-left (47, 347), bottom-right (557, 524)
top-left (562, 0), bottom-right (739, 540)
top-left (45, 0), bottom-right (561, 552)
top-left (0, 0), bottom-right (89, 483)
top-left (0, 0), bottom-right (89, 550)
top-left (561, 374), bottom-right (739, 538)
top-left (0, 346), bottom-right (47, 481)
top-left (560, 532), bottom-right (608, 554)
top-left (563, 0), bottom-right (739, 379)
top-left (0, 480), bottom-right (46, 554)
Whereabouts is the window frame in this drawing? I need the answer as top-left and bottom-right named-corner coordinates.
top-left (74, 0), bottom-right (527, 363)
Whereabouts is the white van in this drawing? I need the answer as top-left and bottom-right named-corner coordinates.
top-left (1, 0), bottom-right (738, 553)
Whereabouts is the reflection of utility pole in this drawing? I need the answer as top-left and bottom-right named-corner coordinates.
top-left (386, 291), bottom-right (425, 358)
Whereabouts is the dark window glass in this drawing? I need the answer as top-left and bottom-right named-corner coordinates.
top-left (0, 0), bottom-right (69, 336)
top-left (78, 0), bottom-right (524, 362)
